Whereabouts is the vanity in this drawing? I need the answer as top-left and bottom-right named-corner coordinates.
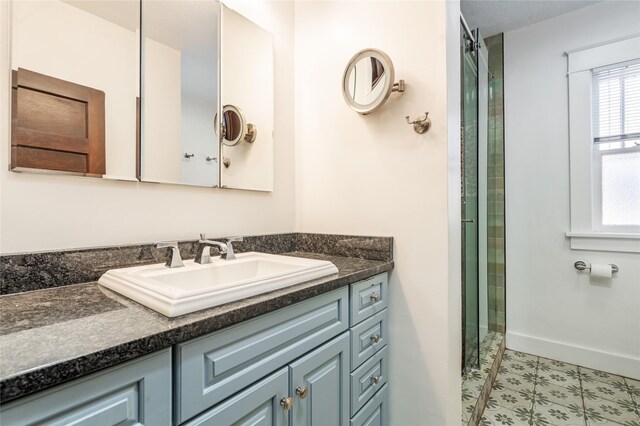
top-left (0, 234), bottom-right (393, 426)
top-left (2, 0), bottom-right (397, 423)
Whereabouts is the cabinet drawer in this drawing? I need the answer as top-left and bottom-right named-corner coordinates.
top-left (350, 384), bottom-right (388, 426)
top-left (350, 274), bottom-right (388, 326)
top-left (183, 367), bottom-right (289, 426)
top-left (0, 349), bottom-right (171, 426)
top-left (350, 309), bottom-right (388, 370)
top-left (176, 287), bottom-right (349, 423)
top-left (350, 345), bottom-right (388, 416)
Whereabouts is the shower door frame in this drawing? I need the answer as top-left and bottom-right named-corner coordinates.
top-left (460, 17), bottom-right (481, 375)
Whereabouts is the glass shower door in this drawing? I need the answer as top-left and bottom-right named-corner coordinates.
top-left (461, 25), bottom-right (480, 373)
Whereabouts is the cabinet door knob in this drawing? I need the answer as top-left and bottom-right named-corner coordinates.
top-left (370, 293), bottom-right (381, 303)
top-left (370, 375), bottom-right (381, 385)
top-left (280, 396), bottom-right (294, 412)
top-left (296, 386), bottom-right (309, 399)
top-left (370, 334), bottom-right (381, 343)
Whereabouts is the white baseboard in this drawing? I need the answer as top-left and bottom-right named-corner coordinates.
top-left (506, 331), bottom-right (640, 379)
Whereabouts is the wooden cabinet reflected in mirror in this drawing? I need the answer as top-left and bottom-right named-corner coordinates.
top-left (11, 68), bottom-right (106, 175)
top-left (10, 0), bottom-right (139, 180)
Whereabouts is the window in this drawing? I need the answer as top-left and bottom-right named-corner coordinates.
top-left (591, 61), bottom-right (640, 231)
top-left (566, 34), bottom-right (640, 252)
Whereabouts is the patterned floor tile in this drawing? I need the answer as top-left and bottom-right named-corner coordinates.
top-left (480, 405), bottom-right (531, 425)
top-left (481, 353), bottom-right (640, 426)
top-left (585, 420), bottom-right (640, 426)
top-left (533, 402), bottom-right (586, 426)
top-left (626, 378), bottom-right (640, 389)
top-left (465, 372), bottom-right (488, 397)
top-left (501, 358), bottom-right (537, 376)
top-left (625, 380), bottom-right (640, 400)
top-left (535, 382), bottom-right (585, 408)
top-left (582, 379), bottom-right (635, 404)
top-left (537, 369), bottom-right (581, 388)
top-left (463, 378), bottom-right (482, 398)
top-left (616, 398), bottom-right (640, 418)
top-left (500, 371), bottom-right (537, 393)
top-left (462, 396), bottom-right (475, 422)
top-left (579, 367), bottom-right (627, 385)
top-left (507, 350), bottom-right (539, 364)
top-left (538, 357), bottom-right (580, 374)
top-left (584, 397), bottom-right (640, 425)
top-left (467, 368), bottom-right (486, 382)
top-left (486, 387), bottom-right (534, 412)
top-left (580, 369), bottom-right (608, 386)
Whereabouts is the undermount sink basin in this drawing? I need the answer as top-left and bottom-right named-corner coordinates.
top-left (98, 252), bottom-right (339, 317)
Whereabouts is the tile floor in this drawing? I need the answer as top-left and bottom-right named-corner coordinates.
top-left (479, 350), bottom-right (640, 425)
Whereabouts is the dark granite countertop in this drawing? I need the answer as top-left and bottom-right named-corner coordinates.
top-left (0, 252), bottom-right (393, 403)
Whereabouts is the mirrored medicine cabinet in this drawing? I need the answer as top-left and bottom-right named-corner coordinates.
top-left (9, 0), bottom-right (274, 192)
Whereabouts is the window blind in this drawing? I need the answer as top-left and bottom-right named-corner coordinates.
top-left (592, 61), bottom-right (640, 145)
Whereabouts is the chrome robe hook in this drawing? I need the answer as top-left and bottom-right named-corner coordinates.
top-left (405, 112), bottom-right (431, 134)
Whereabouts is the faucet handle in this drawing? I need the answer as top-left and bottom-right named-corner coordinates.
top-left (199, 233), bottom-right (207, 242)
top-left (155, 241), bottom-right (184, 268)
top-left (156, 241), bottom-right (179, 249)
top-left (227, 236), bottom-right (243, 243)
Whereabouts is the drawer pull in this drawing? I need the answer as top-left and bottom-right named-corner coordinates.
top-left (370, 375), bottom-right (382, 385)
top-left (370, 293), bottom-right (381, 303)
top-left (370, 334), bottom-right (381, 344)
top-left (280, 396), bottom-right (294, 412)
top-left (295, 386), bottom-right (308, 399)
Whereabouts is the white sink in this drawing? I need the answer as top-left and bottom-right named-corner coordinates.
top-left (98, 252), bottom-right (339, 317)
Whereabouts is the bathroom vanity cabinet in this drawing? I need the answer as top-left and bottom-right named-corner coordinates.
top-left (0, 273), bottom-right (389, 426)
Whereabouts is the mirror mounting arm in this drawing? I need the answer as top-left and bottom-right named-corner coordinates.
top-left (392, 80), bottom-right (405, 93)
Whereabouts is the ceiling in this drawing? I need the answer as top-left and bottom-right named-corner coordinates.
top-left (461, 0), bottom-right (601, 37)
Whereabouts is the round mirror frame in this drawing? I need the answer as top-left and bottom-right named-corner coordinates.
top-left (342, 48), bottom-right (395, 115)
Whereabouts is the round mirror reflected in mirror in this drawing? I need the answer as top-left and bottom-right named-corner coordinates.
top-left (342, 49), bottom-right (404, 115)
top-left (223, 108), bottom-right (243, 143)
top-left (220, 105), bottom-right (244, 146)
top-left (216, 105), bottom-right (257, 146)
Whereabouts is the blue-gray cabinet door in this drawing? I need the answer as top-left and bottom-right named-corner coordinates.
top-left (176, 287), bottom-right (348, 423)
top-left (0, 348), bottom-right (171, 426)
top-left (289, 332), bottom-right (350, 426)
top-left (183, 367), bottom-right (289, 426)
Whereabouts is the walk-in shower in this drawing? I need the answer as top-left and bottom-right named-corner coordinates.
top-left (460, 17), bottom-right (506, 376)
top-left (460, 16), bottom-right (508, 423)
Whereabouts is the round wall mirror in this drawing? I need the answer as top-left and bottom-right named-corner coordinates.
top-left (342, 48), bottom-right (404, 115)
top-left (216, 105), bottom-right (257, 146)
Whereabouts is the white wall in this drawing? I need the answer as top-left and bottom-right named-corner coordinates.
top-left (294, 1), bottom-right (461, 424)
top-left (142, 37), bottom-right (183, 183)
top-left (0, 0), bottom-right (295, 254)
top-left (505, 1), bottom-right (640, 378)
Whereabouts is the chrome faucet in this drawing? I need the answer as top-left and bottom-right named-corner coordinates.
top-left (222, 236), bottom-right (243, 260)
top-left (156, 241), bottom-right (184, 268)
top-left (195, 234), bottom-right (243, 263)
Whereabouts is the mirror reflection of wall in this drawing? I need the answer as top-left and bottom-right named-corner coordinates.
top-left (220, 6), bottom-right (274, 192)
top-left (11, 0), bottom-right (139, 180)
top-left (140, 0), bottom-right (220, 187)
top-left (348, 57), bottom-right (387, 105)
